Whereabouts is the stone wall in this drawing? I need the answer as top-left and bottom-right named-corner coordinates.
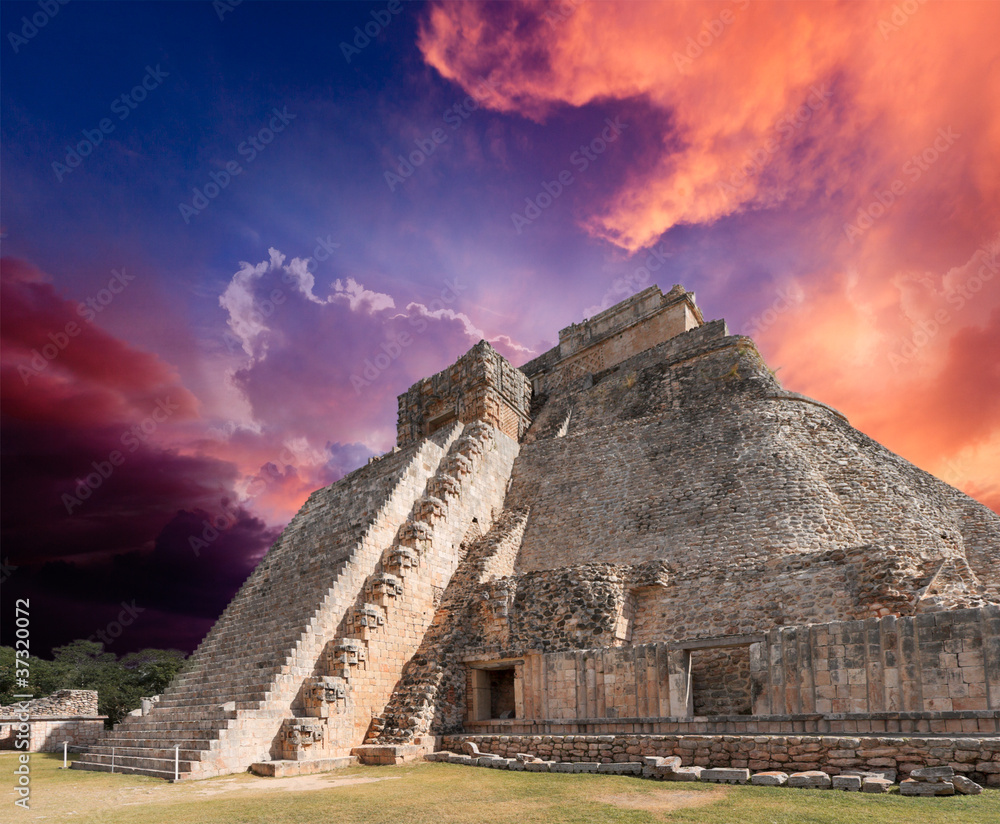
top-left (0, 718), bottom-right (106, 752)
top-left (456, 608), bottom-right (1000, 733)
top-left (0, 690), bottom-right (97, 718)
top-left (692, 647), bottom-right (752, 716)
top-left (397, 341), bottom-right (531, 447)
top-left (0, 691), bottom-right (105, 752)
top-left (521, 285), bottom-right (703, 398)
top-left (752, 607), bottom-right (1000, 716)
top-left (470, 564), bottom-right (634, 653)
top-left (442, 732), bottom-right (1000, 787)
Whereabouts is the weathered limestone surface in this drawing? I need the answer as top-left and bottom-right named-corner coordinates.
top-left (751, 770), bottom-right (788, 786)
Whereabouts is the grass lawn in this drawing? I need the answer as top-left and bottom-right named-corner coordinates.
top-left (3, 753), bottom-right (998, 823)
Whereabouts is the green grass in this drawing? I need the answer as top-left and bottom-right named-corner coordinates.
top-left (4, 752), bottom-right (997, 824)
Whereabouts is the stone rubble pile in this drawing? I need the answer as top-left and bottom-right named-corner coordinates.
top-left (899, 765), bottom-right (984, 796)
top-left (424, 742), bottom-right (985, 796)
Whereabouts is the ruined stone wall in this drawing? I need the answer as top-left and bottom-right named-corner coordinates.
top-left (752, 607), bottom-right (1000, 716)
top-left (443, 732), bottom-right (1000, 787)
top-left (467, 564), bottom-right (634, 654)
top-left (0, 719), bottom-right (106, 752)
top-left (522, 285), bottom-right (702, 398)
top-left (0, 690), bottom-right (98, 718)
top-left (397, 341), bottom-right (531, 447)
top-left (626, 542), bottom-right (987, 646)
top-left (0, 691), bottom-right (105, 752)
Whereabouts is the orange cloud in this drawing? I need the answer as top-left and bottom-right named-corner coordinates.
top-left (419, 0), bottom-right (1000, 512)
top-left (419, 0), bottom-right (1000, 250)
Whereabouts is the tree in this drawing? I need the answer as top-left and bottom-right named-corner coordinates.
top-left (0, 642), bottom-right (187, 725)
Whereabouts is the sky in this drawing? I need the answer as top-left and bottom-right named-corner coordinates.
top-left (2, 0), bottom-right (998, 658)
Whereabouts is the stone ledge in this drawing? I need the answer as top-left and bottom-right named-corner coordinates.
top-left (250, 756), bottom-right (359, 777)
top-left (352, 744), bottom-right (427, 765)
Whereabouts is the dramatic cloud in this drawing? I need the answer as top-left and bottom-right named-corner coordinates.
top-left (419, 0), bottom-right (1000, 250)
top-left (1, 257), bottom-right (281, 653)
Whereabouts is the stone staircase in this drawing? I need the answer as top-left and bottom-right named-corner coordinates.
top-left (73, 424), bottom-right (465, 779)
top-left (273, 421), bottom-right (519, 768)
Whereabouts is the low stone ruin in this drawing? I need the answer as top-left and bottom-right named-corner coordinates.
top-left (899, 765), bottom-right (983, 796)
top-left (426, 742), bottom-right (985, 796)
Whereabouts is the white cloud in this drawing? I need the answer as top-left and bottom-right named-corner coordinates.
top-left (332, 277), bottom-right (396, 314)
top-left (490, 333), bottom-right (535, 355)
top-left (405, 301), bottom-right (484, 339)
top-left (283, 256), bottom-right (327, 305)
top-left (219, 247), bottom-right (286, 358)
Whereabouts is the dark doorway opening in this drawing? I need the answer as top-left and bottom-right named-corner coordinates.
top-left (489, 669), bottom-right (516, 719)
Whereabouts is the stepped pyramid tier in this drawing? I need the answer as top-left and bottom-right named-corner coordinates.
top-left (75, 285), bottom-right (1000, 780)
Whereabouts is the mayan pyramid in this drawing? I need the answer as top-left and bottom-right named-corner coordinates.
top-left (73, 285), bottom-right (1000, 779)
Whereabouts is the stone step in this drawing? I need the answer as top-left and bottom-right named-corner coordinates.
top-left (157, 686), bottom-right (271, 702)
top-left (82, 743), bottom-right (210, 761)
top-left (72, 752), bottom-right (198, 774)
top-left (102, 719), bottom-right (234, 734)
top-left (155, 694), bottom-right (267, 709)
top-left (126, 707), bottom-right (239, 721)
top-left (71, 759), bottom-right (187, 780)
top-left (94, 730), bottom-right (223, 745)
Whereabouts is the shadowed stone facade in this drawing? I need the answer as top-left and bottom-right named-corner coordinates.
top-left (73, 285), bottom-right (1000, 780)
